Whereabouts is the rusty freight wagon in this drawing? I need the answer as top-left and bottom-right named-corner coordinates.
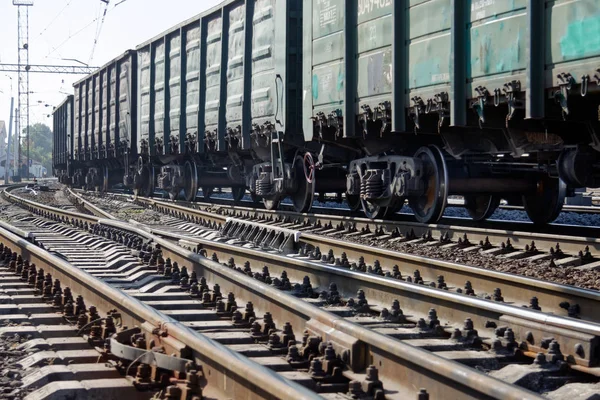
top-left (128, 0), bottom-right (335, 205)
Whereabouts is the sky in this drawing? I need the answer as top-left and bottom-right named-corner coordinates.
top-left (0, 0), bottom-right (223, 134)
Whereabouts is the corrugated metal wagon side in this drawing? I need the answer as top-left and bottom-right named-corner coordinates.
top-left (71, 50), bottom-right (137, 191)
top-left (131, 0), bottom-right (306, 203)
top-left (301, 0), bottom-right (600, 225)
top-left (201, 0), bottom-right (304, 155)
top-left (303, 0), bottom-right (600, 139)
top-left (52, 95), bottom-right (73, 182)
top-left (136, 0), bottom-right (301, 157)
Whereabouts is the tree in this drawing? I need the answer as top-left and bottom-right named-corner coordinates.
top-left (21, 123), bottom-right (53, 174)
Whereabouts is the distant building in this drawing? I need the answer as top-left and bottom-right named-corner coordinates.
top-left (0, 153), bottom-right (46, 179)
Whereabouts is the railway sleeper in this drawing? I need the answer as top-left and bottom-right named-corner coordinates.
top-left (0, 205), bottom-right (325, 399)
top-left (0, 260), bottom-right (207, 400)
top-left (65, 189), bottom-right (595, 368)
top-left (6, 185), bottom-right (600, 398)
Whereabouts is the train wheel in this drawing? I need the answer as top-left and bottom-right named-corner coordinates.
top-left (263, 198), bottom-right (280, 210)
top-left (133, 163), bottom-right (154, 199)
top-left (145, 166), bottom-right (155, 198)
top-left (464, 195), bottom-right (500, 221)
top-left (232, 187), bottom-right (245, 203)
top-left (250, 192), bottom-right (261, 204)
top-left (387, 198), bottom-right (405, 216)
top-left (346, 194), bottom-right (361, 212)
top-left (361, 200), bottom-right (386, 219)
top-left (202, 187), bottom-right (213, 201)
top-left (291, 155), bottom-right (315, 213)
top-left (361, 197), bottom-right (404, 219)
top-left (408, 145), bottom-right (448, 224)
top-left (522, 177), bottom-right (566, 224)
top-left (182, 160), bottom-right (198, 202)
top-left (102, 166), bottom-right (109, 193)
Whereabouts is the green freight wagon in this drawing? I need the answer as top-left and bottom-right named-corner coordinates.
top-left (303, 0), bottom-right (600, 223)
top-left (72, 50), bottom-right (137, 191)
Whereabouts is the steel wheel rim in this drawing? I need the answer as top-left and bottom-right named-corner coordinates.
top-left (409, 145), bottom-right (448, 223)
top-left (183, 160), bottom-right (198, 202)
top-left (464, 195), bottom-right (500, 221)
top-left (103, 166), bottom-right (109, 193)
top-left (232, 187), bottom-right (245, 203)
top-left (522, 177), bottom-right (566, 224)
top-left (292, 156), bottom-right (314, 213)
top-left (263, 197), bottom-right (280, 210)
top-left (346, 194), bottom-right (361, 212)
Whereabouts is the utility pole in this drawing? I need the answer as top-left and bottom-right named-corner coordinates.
top-left (3, 76), bottom-right (14, 184)
top-left (14, 0), bottom-right (33, 180)
top-left (12, 108), bottom-right (17, 177)
top-left (5, 100), bottom-right (14, 184)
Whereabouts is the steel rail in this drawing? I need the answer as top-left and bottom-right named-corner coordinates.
top-left (115, 219), bottom-right (544, 400)
top-left (68, 190), bottom-right (116, 219)
top-left (122, 194), bottom-right (600, 257)
top-left (0, 211), bottom-right (320, 399)
top-left (67, 189), bottom-right (600, 362)
top-left (66, 189), bottom-right (600, 364)
top-left (75, 189), bottom-right (600, 257)
top-left (133, 223), bottom-right (600, 368)
top-left (4, 188), bottom-right (548, 399)
top-left (89, 193), bottom-right (600, 323)
top-left (445, 199), bottom-right (600, 215)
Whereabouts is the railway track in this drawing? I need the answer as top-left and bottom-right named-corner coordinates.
top-left (23, 185), bottom-right (597, 397)
top-left (3, 185), bottom-right (598, 398)
top-left (0, 189), bottom-right (552, 398)
top-left (91, 189), bottom-right (600, 257)
top-left (0, 187), bottom-right (541, 399)
top-left (74, 190), bottom-right (600, 306)
top-left (0, 192), bottom-right (327, 399)
top-left (107, 186), bottom-right (600, 218)
top-left (68, 189), bottom-right (600, 342)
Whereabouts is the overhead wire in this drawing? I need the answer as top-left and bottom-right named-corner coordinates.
top-left (31, 0), bottom-right (73, 44)
top-left (88, 0), bottom-right (110, 64)
top-left (31, 0), bottom-right (73, 58)
top-left (43, 0), bottom-right (130, 61)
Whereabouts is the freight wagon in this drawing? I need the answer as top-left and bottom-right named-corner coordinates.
top-left (53, 0), bottom-right (600, 224)
top-left (52, 95), bottom-right (73, 181)
top-left (128, 0), bottom-right (319, 205)
top-left (70, 50), bottom-right (137, 190)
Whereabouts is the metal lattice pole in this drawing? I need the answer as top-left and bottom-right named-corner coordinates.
top-left (26, 8), bottom-right (30, 179)
top-left (14, 0), bottom-right (33, 180)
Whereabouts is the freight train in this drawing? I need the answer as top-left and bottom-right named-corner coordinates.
top-left (53, 0), bottom-right (600, 224)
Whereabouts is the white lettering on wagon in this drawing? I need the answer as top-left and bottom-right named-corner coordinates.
top-left (471, 0), bottom-right (495, 18)
top-left (358, 0), bottom-right (392, 17)
top-left (318, 0), bottom-right (338, 27)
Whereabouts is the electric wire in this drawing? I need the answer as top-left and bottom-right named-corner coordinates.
top-left (31, 0), bottom-right (72, 44)
top-left (88, 0), bottom-right (110, 64)
top-left (44, 0), bottom-right (130, 60)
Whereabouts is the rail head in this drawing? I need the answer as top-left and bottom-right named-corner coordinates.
top-left (0, 190), bottom-right (322, 400)
top-left (111, 219), bottom-right (544, 399)
top-left (66, 188), bottom-right (117, 219)
top-left (3, 186), bottom-right (101, 225)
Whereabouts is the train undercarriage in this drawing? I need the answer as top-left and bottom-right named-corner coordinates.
top-left (90, 136), bottom-right (599, 227)
top-left (67, 109), bottom-right (600, 226)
